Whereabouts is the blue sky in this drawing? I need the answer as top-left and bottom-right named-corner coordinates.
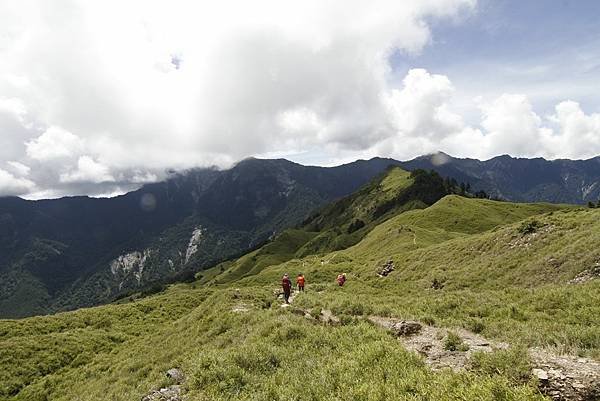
top-left (288, 1), bottom-right (600, 166)
top-left (395, 0), bottom-right (600, 118)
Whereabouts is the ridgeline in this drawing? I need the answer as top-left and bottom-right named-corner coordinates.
top-left (1, 167), bottom-right (599, 401)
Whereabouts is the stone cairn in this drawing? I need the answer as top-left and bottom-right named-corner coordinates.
top-left (377, 259), bottom-right (395, 277)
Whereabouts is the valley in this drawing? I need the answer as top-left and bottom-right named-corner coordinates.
top-left (2, 154), bottom-right (598, 319)
top-left (1, 167), bottom-right (598, 401)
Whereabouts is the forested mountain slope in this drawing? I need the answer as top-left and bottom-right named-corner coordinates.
top-left (0, 157), bottom-right (400, 317)
top-left (401, 152), bottom-right (600, 204)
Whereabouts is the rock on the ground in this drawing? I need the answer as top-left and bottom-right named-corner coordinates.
top-left (166, 368), bottom-right (185, 384)
top-left (530, 349), bottom-right (600, 401)
top-left (368, 316), bottom-right (508, 371)
top-left (532, 368), bottom-right (549, 381)
top-left (141, 385), bottom-right (182, 401)
top-left (569, 264), bottom-right (600, 285)
top-left (368, 316), bottom-right (421, 337)
top-left (377, 259), bottom-right (395, 277)
top-left (390, 320), bottom-right (422, 336)
top-left (320, 309), bottom-right (341, 325)
top-left (364, 314), bottom-right (600, 399)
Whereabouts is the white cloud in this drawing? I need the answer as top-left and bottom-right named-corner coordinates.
top-left (546, 101), bottom-right (600, 159)
top-left (385, 69), bottom-right (462, 138)
top-left (478, 94), bottom-right (547, 158)
top-left (466, 95), bottom-right (600, 160)
top-left (6, 161), bottom-right (31, 176)
top-left (25, 126), bottom-right (84, 161)
top-left (362, 71), bottom-right (600, 161)
top-left (0, 97), bottom-right (34, 163)
top-left (131, 171), bottom-right (159, 184)
top-left (1, 1), bottom-right (600, 199)
top-left (59, 156), bottom-right (115, 184)
top-left (0, 168), bottom-right (35, 196)
top-left (0, 0), bottom-right (476, 197)
top-left (0, 97), bottom-right (27, 123)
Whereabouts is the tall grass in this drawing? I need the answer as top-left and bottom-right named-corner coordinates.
top-left (1, 198), bottom-right (598, 400)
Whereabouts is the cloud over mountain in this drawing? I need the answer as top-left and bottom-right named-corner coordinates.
top-left (1, 1), bottom-right (599, 198)
top-left (0, 0), bottom-right (478, 197)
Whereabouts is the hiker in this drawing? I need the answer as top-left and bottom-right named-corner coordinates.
top-left (337, 273), bottom-right (346, 287)
top-left (282, 273), bottom-right (292, 303)
top-left (296, 274), bottom-right (305, 292)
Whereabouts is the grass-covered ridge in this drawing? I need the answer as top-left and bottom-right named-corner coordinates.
top-left (235, 199), bottom-right (598, 357)
top-left (214, 168), bottom-right (451, 283)
top-left (1, 167), bottom-right (598, 401)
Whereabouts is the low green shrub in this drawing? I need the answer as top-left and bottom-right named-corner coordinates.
top-left (444, 331), bottom-right (466, 351)
top-left (467, 318), bottom-right (485, 334)
top-left (471, 346), bottom-right (532, 385)
top-left (518, 219), bottom-right (543, 235)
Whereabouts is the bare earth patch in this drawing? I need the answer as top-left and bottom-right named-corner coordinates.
top-left (368, 316), bottom-right (600, 400)
top-left (368, 316), bottom-right (508, 370)
top-left (141, 385), bottom-right (184, 401)
top-left (530, 348), bottom-right (600, 401)
top-left (569, 263), bottom-right (600, 285)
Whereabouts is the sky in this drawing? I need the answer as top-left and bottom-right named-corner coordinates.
top-left (1, 0), bottom-right (600, 198)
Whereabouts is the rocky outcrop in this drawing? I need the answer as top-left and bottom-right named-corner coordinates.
top-left (110, 249), bottom-right (151, 285)
top-left (166, 368), bottom-right (185, 384)
top-left (390, 320), bottom-right (422, 336)
top-left (319, 309), bottom-right (340, 325)
top-left (141, 385), bottom-right (182, 401)
top-left (569, 263), bottom-right (600, 285)
top-left (530, 349), bottom-right (600, 401)
top-left (582, 182), bottom-right (598, 200)
top-left (185, 227), bottom-right (205, 264)
top-left (368, 316), bottom-right (507, 371)
top-left (142, 369), bottom-right (186, 401)
top-left (377, 259), bottom-right (395, 277)
top-left (369, 315), bottom-right (600, 399)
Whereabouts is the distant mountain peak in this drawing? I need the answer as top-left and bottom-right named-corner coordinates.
top-left (415, 151), bottom-right (455, 166)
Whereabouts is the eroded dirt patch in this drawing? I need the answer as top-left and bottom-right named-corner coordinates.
top-left (530, 348), bottom-right (600, 401)
top-left (368, 315), bottom-right (600, 400)
top-left (368, 316), bottom-right (508, 371)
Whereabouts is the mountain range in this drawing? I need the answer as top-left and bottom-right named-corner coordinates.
top-left (402, 152), bottom-right (600, 204)
top-left (0, 157), bottom-right (399, 317)
top-left (2, 164), bottom-right (598, 401)
top-left (0, 153), bottom-right (599, 318)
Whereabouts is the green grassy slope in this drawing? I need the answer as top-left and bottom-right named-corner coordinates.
top-left (1, 285), bottom-right (547, 401)
top-left (212, 168), bottom-right (449, 283)
top-left (241, 202), bottom-right (598, 360)
top-left (213, 229), bottom-right (319, 283)
top-left (349, 195), bottom-right (568, 259)
top-left (1, 169), bottom-right (598, 401)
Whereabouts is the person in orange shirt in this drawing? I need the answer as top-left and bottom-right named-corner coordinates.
top-left (296, 274), bottom-right (305, 292)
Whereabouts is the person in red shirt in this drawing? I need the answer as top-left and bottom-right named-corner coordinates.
top-left (336, 273), bottom-right (346, 287)
top-left (282, 273), bottom-right (292, 303)
top-left (296, 274), bottom-right (305, 292)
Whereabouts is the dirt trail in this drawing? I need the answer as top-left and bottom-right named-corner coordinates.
top-left (280, 291), bottom-right (297, 307)
top-left (368, 316), bottom-right (509, 371)
top-left (366, 316), bottom-right (600, 401)
top-left (529, 348), bottom-right (600, 401)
